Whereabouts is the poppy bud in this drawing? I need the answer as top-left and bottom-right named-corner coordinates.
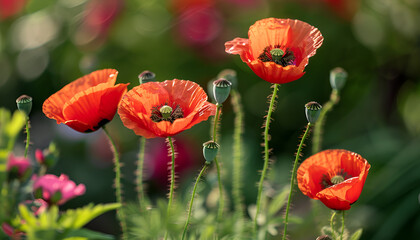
top-left (213, 78), bottom-right (232, 104)
top-left (35, 143), bottom-right (59, 168)
top-left (138, 71), bottom-right (156, 84)
top-left (330, 67), bottom-right (347, 91)
top-left (316, 235), bottom-right (332, 240)
top-left (305, 101), bottom-right (322, 124)
top-left (16, 95), bottom-right (32, 116)
top-left (217, 69), bottom-right (237, 88)
top-left (203, 140), bottom-right (219, 164)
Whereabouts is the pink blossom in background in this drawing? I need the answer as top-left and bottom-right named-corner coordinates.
top-left (0, 0), bottom-right (26, 20)
top-left (75, 0), bottom-right (124, 48)
top-left (1, 223), bottom-right (24, 240)
top-left (23, 199), bottom-right (48, 216)
top-left (35, 149), bottom-right (44, 164)
top-left (33, 174), bottom-right (86, 205)
top-left (6, 154), bottom-right (31, 180)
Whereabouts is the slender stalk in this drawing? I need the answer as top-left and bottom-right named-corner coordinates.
top-left (312, 89), bottom-right (340, 154)
top-left (182, 164), bottom-right (209, 240)
top-left (340, 211), bottom-right (345, 240)
top-left (231, 89), bottom-right (244, 237)
top-left (164, 136), bottom-right (176, 240)
top-left (136, 137), bottom-right (146, 209)
top-left (212, 104), bottom-right (224, 222)
top-left (24, 119), bottom-right (30, 158)
top-left (254, 83), bottom-right (279, 232)
top-left (330, 211), bottom-right (337, 239)
top-left (282, 123), bottom-right (312, 240)
top-left (102, 126), bottom-right (127, 239)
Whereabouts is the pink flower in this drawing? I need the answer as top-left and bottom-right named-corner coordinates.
top-left (7, 154), bottom-right (31, 181)
top-left (0, 0), bottom-right (27, 20)
top-left (23, 199), bottom-right (48, 216)
top-left (1, 223), bottom-right (24, 240)
top-left (33, 174), bottom-right (86, 205)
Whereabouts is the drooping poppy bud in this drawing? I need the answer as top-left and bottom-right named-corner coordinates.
top-left (203, 140), bottom-right (219, 164)
top-left (16, 95), bottom-right (32, 117)
top-left (330, 67), bottom-right (347, 91)
top-left (213, 78), bottom-right (232, 104)
top-left (138, 70), bottom-right (156, 84)
top-left (305, 101), bottom-right (322, 124)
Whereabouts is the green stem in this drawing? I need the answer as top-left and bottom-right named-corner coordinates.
top-left (24, 118), bottom-right (30, 158)
top-left (312, 89), bottom-right (340, 155)
top-left (231, 89), bottom-right (244, 236)
top-left (330, 211), bottom-right (337, 239)
top-left (137, 137), bottom-right (146, 209)
top-left (282, 123), bottom-right (312, 240)
top-left (164, 136), bottom-right (176, 240)
top-left (254, 83), bottom-right (279, 233)
top-left (340, 211), bottom-right (345, 240)
top-left (102, 126), bottom-right (127, 240)
top-left (182, 164), bottom-right (208, 240)
top-left (212, 104), bottom-right (224, 222)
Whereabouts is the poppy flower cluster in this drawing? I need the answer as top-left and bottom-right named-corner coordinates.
top-left (225, 18), bottom-right (324, 84)
top-left (297, 149), bottom-right (370, 210)
top-left (118, 79), bottom-right (216, 138)
top-left (42, 69), bottom-right (128, 133)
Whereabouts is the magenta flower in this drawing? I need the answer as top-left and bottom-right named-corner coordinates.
top-left (7, 154), bottom-right (31, 181)
top-left (1, 223), bottom-right (24, 239)
top-left (23, 199), bottom-right (48, 216)
top-left (33, 174), bottom-right (86, 205)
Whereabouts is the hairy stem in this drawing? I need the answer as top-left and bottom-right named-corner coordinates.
top-left (231, 89), bottom-right (245, 237)
top-left (136, 137), bottom-right (146, 209)
top-left (164, 136), bottom-right (176, 240)
top-left (254, 83), bottom-right (279, 233)
top-left (312, 89), bottom-right (340, 154)
top-left (24, 119), bottom-right (30, 158)
top-left (282, 123), bottom-right (312, 240)
top-left (330, 211), bottom-right (337, 239)
top-left (102, 126), bottom-right (127, 240)
top-left (212, 104), bottom-right (224, 222)
top-left (182, 164), bottom-right (208, 240)
top-left (340, 211), bottom-right (345, 240)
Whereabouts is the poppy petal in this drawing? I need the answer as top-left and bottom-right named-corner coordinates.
top-left (316, 177), bottom-right (363, 210)
top-left (62, 83), bottom-right (128, 132)
top-left (247, 60), bottom-right (306, 84)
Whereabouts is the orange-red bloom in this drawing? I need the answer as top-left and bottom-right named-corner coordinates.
top-left (225, 18), bottom-right (324, 84)
top-left (118, 79), bottom-right (216, 138)
top-left (43, 69), bottom-right (128, 133)
top-left (297, 149), bottom-right (370, 210)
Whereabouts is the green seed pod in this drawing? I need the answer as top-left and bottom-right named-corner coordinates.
top-left (213, 78), bottom-right (232, 104)
top-left (138, 71), bottom-right (156, 84)
top-left (305, 101), bottom-right (322, 124)
top-left (203, 140), bottom-right (219, 164)
top-left (217, 69), bottom-right (237, 88)
top-left (330, 67), bottom-right (347, 91)
top-left (16, 95), bottom-right (32, 116)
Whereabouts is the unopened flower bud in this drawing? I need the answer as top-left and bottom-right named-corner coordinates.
top-left (138, 71), bottom-right (156, 84)
top-left (330, 67), bottom-right (347, 91)
top-left (16, 95), bottom-right (32, 116)
top-left (217, 69), bottom-right (237, 88)
top-left (316, 235), bottom-right (332, 240)
top-left (6, 154), bottom-right (32, 182)
top-left (305, 101), bottom-right (322, 124)
top-left (213, 78), bottom-right (232, 104)
top-left (35, 144), bottom-right (58, 168)
top-left (203, 140), bottom-right (219, 164)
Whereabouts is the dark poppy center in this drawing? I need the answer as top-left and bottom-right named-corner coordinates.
top-left (320, 170), bottom-right (350, 189)
top-left (258, 45), bottom-right (296, 67)
top-left (151, 103), bottom-right (184, 123)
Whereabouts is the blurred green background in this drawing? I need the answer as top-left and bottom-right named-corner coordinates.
top-left (1, 0), bottom-right (420, 239)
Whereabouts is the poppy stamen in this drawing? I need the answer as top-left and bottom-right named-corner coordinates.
top-left (151, 103), bottom-right (184, 123)
top-left (258, 46), bottom-right (296, 67)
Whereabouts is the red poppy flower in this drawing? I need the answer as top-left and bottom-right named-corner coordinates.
top-left (43, 69), bottom-right (128, 133)
top-left (118, 79), bottom-right (216, 138)
top-left (297, 149), bottom-right (370, 210)
top-left (225, 18), bottom-right (324, 84)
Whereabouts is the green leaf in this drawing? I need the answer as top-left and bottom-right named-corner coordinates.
top-left (60, 203), bottom-right (121, 229)
top-left (6, 110), bottom-right (26, 138)
top-left (63, 229), bottom-right (115, 240)
top-left (268, 185), bottom-right (289, 216)
top-left (349, 229), bottom-right (363, 240)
